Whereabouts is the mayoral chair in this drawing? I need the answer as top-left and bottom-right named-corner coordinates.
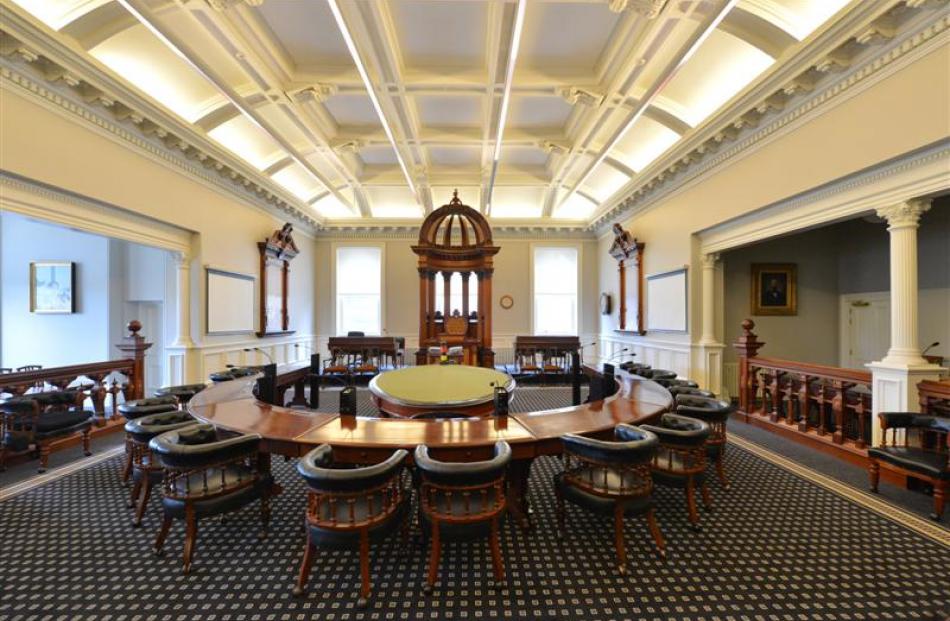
top-left (415, 440), bottom-right (511, 593)
top-left (293, 445), bottom-right (410, 606)
top-left (0, 390), bottom-right (91, 472)
top-left (869, 412), bottom-right (949, 520)
top-left (674, 395), bottom-right (735, 490)
top-left (149, 424), bottom-right (273, 574)
top-left (641, 414), bottom-right (712, 530)
top-left (124, 410), bottom-right (195, 526)
top-left (554, 424), bottom-right (665, 574)
top-left (118, 396), bottom-right (179, 482)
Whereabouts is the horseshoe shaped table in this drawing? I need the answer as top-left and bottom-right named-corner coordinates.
top-left (188, 361), bottom-right (673, 528)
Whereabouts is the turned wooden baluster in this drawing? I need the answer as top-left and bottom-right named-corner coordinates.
top-left (798, 376), bottom-right (813, 433)
top-left (734, 319), bottom-right (765, 418)
top-left (831, 380), bottom-right (847, 445)
top-left (782, 374), bottom-right (796, 425)
top-left (768, 369), bottom-right (782, 422)
top-left (854, 389), bottom-right (870, 449)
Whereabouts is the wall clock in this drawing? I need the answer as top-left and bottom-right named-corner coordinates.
top-left (499, 294), bottom-right (514, 309)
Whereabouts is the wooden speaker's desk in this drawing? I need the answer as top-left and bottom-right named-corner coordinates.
top-left (189, 361), bottom-right (672, 527)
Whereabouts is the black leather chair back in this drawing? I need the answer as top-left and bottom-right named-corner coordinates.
top-left (675, 395), bottom-right (733, 423)
top-left (298, 444), bottom-right (408, 492)
top-left (668, 386), bottom-right (716, 398)
top-left (560, 424), bottom-right (657, 465)
top-left (414, 440), bottom-right (511, 486)
top-left (654, 378), bottom-right (699, 389)
top-left (149, 423), bottom-right (261, 470)
top-left (125, 411), bottom-right (195, 444)
top-left (645, 369), bottom-right (677, 381)
top-left (641, 413), bottom-right (710, 447)
top-left (118, 396), bottom-right (179, 420)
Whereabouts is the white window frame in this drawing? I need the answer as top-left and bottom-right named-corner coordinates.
top-left (332, 243), bottom-right (386, 336)
top-left (530, 242), bottom-right (582, 336)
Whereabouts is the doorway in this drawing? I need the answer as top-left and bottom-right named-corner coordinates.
top-left (839, 291), bottom-right (890, 369)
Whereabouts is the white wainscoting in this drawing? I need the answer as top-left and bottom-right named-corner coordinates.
top-left (722, 362), bottom-right (739, 401)
top-left (597, 333), bottom-right (692, 378)
top-left (164, 333), bottom-right (319, 386)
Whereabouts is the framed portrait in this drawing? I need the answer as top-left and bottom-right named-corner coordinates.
top-left (751, 263), bottom-right (797, 316)
top-left (30, 261), bottom-right (76, 314)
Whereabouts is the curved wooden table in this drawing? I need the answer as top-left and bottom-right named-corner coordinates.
top-left (189, 361), bottom-right (673, 527)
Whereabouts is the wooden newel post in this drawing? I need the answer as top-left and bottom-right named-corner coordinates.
top-left (733, 318), bottom-right (764, 417)
top-left (115, 320), bottom-right (152, 400)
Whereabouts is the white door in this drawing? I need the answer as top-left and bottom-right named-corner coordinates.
top-left (844, 296), bottom-right (890, 369)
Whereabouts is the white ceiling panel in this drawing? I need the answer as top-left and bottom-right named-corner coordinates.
top-left (501, 145), bottom-right (549, 167)
top-left (360, 144), bottom-right (400, 166)
top-left (208, 115), bottom-right (284, 171)
top-left (612, 117), bottom-right (681, 173)
top-left (490, 187), bottom-right (545, 219)
top-left (389, 0), bottom-right (486, 69)
top-left (431, 186), bottom-right (481, 209)
top-left (656, 29), bottom-right (774, 127)
top-left (741, 0), bottom-right (854, 41)
top-left (583, 162), bottom-right (630, 203)
top-left (324, 94), bottom-right (380, 127)
top-left (428, 146), bottom-right (482, 167)
top-left (312, 189), bottom-right (358, 220)
top-left (416, 95), bottom-right (482, 128)
top-left (552, 191), bottom-right (597, 220)
top-left (272, 163), bottom-right (324, 202)
top-left (507, 96), bottom-right (573, 129)
top-left (10, 0), bottom-right (110, 30)
top-left (366, 186), bottom-right (422, 218)
top-left (256, 0), bottom-right (350, 67)
top-left (519, 1), bottom-right (621, 72)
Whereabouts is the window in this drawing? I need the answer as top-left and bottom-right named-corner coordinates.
top-left (533, 246), bottom-right (578, 335)
top-left (336, 246), bottom-right (382, 335)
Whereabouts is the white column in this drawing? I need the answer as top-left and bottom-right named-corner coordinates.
top-left (867, 197), bottom-right (943, 445)
top-left (700, 252), bottom-right (720, 345)
top-left (876, 199), bottom-right (930, 366)
top-left (171, 252), bottom-right (195, 348)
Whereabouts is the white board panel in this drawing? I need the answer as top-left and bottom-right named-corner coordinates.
top-left (647, 268), bottom-right (687, 332)
top-left (206, 269), bottom-right (254, 334)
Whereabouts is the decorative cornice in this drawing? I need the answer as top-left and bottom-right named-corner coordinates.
top-left (315, 224), bottom-right (596, 241)
top-left (593, 2), bottom-right (949, 233)
top-left (608, 0), bottom-right (667, 18)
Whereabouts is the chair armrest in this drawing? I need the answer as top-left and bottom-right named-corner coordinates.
top-left (298, 445), bottom-right (408, 492)
top-left (149, 424), bottom-right (262, 469)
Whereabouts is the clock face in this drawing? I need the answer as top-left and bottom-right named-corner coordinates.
top-left (499, 294), bottom-right (514, 310)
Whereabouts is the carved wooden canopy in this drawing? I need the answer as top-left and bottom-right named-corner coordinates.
top-left (412, 190), bottom-right (499, 264)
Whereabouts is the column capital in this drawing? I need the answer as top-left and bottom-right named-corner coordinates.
top-left (700, 252), bottom-right (720, 268)
top-left (172, 251), bottom-right (192, 266)
top-left (876, 198), bottom-right (931, 229)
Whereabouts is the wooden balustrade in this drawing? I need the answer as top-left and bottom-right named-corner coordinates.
top-left (919, 379), bottom-right (950, 417)
top-left (0, 321), bottom-right (151, 423)
top-left (734, 318), bottom-right (873, 452)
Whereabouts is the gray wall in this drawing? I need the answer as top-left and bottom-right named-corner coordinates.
top-left (723, 202), bottom-right (949, 365)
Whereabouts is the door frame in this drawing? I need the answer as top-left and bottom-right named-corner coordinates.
top-left (838, 290), bottom-right (889, 368)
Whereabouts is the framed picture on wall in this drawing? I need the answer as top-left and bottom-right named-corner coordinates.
top-left (30, 261), bottom-right (76, 314)
top-left (751, 263), bottom-right (797, 316)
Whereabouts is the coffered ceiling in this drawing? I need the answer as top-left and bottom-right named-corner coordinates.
top-left (6, 0), bottom-right (857, 225)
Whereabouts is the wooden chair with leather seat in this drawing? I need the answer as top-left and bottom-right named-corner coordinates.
top-left (153, 383), bottom-right (208, 406)
top-left (149, 424), bottom-right (274, 574)
top-left (668, 386), bottom-right (716, 399)
top-left (641, 414), bottom-right (712, 530)
top-left (0, 390), bottom-right (91, 472)
top-left (124, 410), bottom-right (195, 526)
top-left (117, 396), bottom-right (180, 482)
top-left (654, 377), bottom-right (699, 389)
top-left (293, 445), bottom-right (410, 606)
top-left (869, 412), bottom-right (949, 520)
top-left (554, 424), bottom-right (665, 574)
top-left (674, 395), bottom-right (735, 490)
top-left (415, 440), bottom-right (510, 593)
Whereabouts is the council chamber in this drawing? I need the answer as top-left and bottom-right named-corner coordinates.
top-left (0, 1), bottom-right (948, 620)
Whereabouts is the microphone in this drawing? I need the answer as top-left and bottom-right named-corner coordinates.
top-left (922, 341), bottom-right (940, 355)
top-left (243, 347), bottom-right (274, 364)
top-left (607, 348), bottom-right (634, 361)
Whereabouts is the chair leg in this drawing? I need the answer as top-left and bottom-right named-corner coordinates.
top-left (868, 460), bottom-right (880, 493)
top-left (685, 478), bottom-right (700, 530)
top-left (122, 449), bottom-right (133, 484)
top-left (293, 538), bottom-right (317, 597)
top-left (153, 516), bottom-right (172, 556)
top-left (613, 506), bottom-right (627, 575)
top-left (133, 477), bottom-right (152, 527)
top-left (357, 529), bottom-right (371, 608)
top-left (38, 441), bottom-right (51, 473)
top-left (933, 482), bottom-right (946, 521)
top-left (554, 483), bottom-right (566, 539)
top-left (700, 483), bottom-right (713, 512)
top-left (645, 509), bottom-right (666, 559)
top-left (128, 475), bottom-right (143, 509)
top-left (424, 520), bottom-right (441, 594)
top-left (183, 505), bottom-right (197, 575)
top-left (81, 428), bottom-right (91, 457)
top-left (489, 516), bottom-right (505, 588)
top-left (715, 452), bottom-right (730, 490)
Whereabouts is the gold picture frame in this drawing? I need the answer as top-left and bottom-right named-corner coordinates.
top-left (751, 263), bottom-right (797, 316)
top-left (30, 261), bottom-right (76, 314)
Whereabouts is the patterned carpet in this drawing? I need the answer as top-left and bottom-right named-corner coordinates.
top-left (1, 390), bottom-right (948, 621)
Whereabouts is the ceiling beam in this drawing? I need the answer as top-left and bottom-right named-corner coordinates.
top-left (478, 0), bottom-right (508, 213)
top-left (485, 0), bottom-right (527, 216)
top-left (115, 0), bottom-right (356, 213)
top-left (555, 0), bottom-right (739, 213)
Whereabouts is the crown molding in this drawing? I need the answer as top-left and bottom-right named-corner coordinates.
top-left (592, 0), bottom-right (949, 233)
top-left (315, 224), bottom-right (596, 241)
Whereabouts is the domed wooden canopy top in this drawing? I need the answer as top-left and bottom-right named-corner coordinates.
top-left (415, 190), bottom-right (496, 252)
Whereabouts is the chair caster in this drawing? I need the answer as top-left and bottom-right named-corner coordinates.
top-left (152, 547), bottom-right (165, 557)
top-left (930, 513), bottom-right (941, 521)
top-left (690, 523), bottom-right (702, 532)
top-left (131, 521), bottom-right (142, 529)
top-left (655, 549), bottom-right (667, 560)
top-left (423, 584), bottom-right (433, 595)
top-left (616, 564), bottom-right (627, 575)
top-left (869, 486), bottom-right (879, 494)
top-left (37, 467), bottom-right (47, 474)
top-left (257, 531), bottom-right (267, 541)
top-left (292, 586), bottom-right (305, 598)
top-left (84, 451), bottom-right (92, 457)
top-left (356, 597), bottom-right (368, 608)
top-left (182, 563), bottom-right (191, 575)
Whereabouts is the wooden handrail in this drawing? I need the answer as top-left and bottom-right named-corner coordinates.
top-left (0, 321), bottom-right (151, 421)
top-left (734, 318), bottom-right (873, 450)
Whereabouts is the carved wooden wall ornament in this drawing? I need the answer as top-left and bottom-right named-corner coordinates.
top-left (258, 223), bottom-right (298, 337)
top-left (608, 223), bottom-right (645, 334)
